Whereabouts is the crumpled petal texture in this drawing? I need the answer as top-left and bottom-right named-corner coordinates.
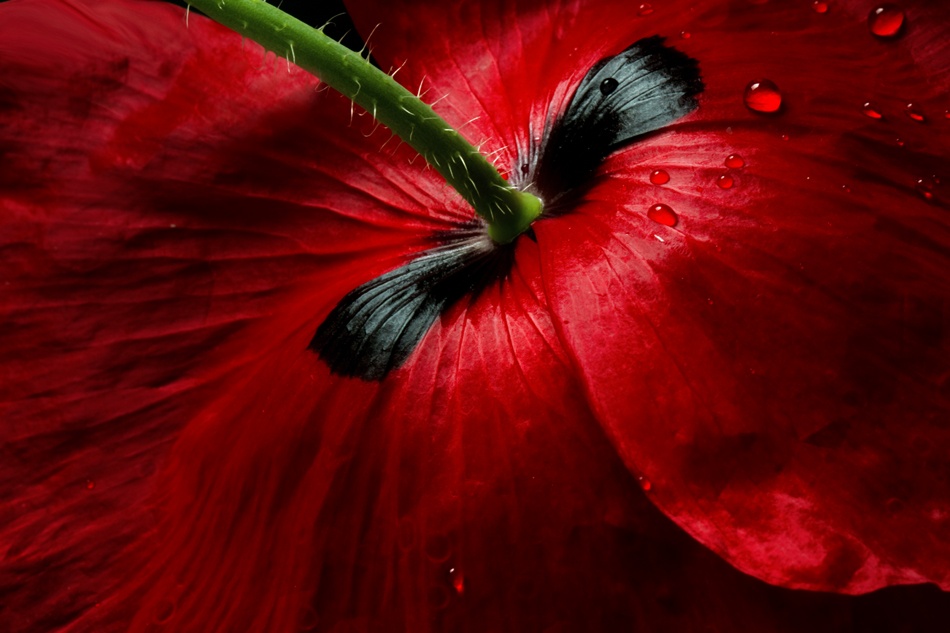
top-left (346, 0), bottom-right (950, 594)
top-left (0, 0), bottom-right (948, 632)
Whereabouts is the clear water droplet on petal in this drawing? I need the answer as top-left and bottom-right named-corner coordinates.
top-left (812, 1), bottom-right (829, 14)
top-left (862, 101), bottom-right (883, 119)
top-left (725, 154), bottom-right (745, 169)
top-left (637, 3), bottom-right (654, 16)
top-left (717, 174), bottom-right (735, 189)
top-left (905, 103), bottom-right (926, 123)
top-left (449, 567), bottom-right (465, 595)
top-left (650, 169), bottom-right (670, 185)
top-left (680, 31), bottom-right (692, 39)
top-left (868, 4), bottom-right (905, 38)
top-left (639, 476), bottom-right (653, 491)
top-left (85, 480), bottom-right (95, 490)
top-left (647, 204), bottom-right (677, 227)
top-left (744, 79), bottom-right (782, 113)
top-left (916, 178), bottom-right (935, 200)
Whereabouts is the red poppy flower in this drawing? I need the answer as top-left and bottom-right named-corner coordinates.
top-left (1, 0), bottom-right (949, 631)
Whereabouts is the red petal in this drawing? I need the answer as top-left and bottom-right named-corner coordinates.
top-left (346, 0), bottom-right (950, 593)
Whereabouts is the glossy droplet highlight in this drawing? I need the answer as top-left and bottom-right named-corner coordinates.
top-left (916, 178), bottom-right (934, 201)
top-left (639, 476), bottom-right (652, 491)
top-left (717, 174), bottom-right (734, 189)
top-left (650, 169), bottom-right (670, 185)
top-left (647, 204), bottom-right (677, 227)
top-left (905, 103), bottom-right (926, 123)
top-left (725, 154), bottom-right (744, 169)
top-left (812, 1), bottom-right (829, 13)
top-left (862, 102), bottom-right (883, 119)
top-left (868, 4), bottom-right (905, 38)
top-left (744, 79), bottom-right (782, 114)
top-left (944, 109), bottom-right (950, 120)
top-left (85, 479), bottom-right (95, 490)
top-left (638, 3), bottom-right (654, 16)
top-left (841, 184), bottom-right (852, 193)
top-left (680, 31), bottom-right (692, 39)
top-left (449, 567), bottom-right (465, 595)
top-left (600, 77), bottom-right (619, 96)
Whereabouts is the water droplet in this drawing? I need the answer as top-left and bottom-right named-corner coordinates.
top-left (637, 3), bottom-right (654, 16)
top-left (424, 535), bottom-right (452, 562)
top-left (716, 174), bottom-right (735, 189)
top-left (647, 204), bottom-right (677, 227)
top-left (680, 31), bottom-right (692, 39)
top-left (85, 480), bottom-right (95, 490)
top-left (916, 178), bottom-right (935, 200)
top-left (744, 79), bottom-right (782, 114)
top-left (600, 77), bottom-right (619, 96)
top-left (649, 169), bottom-right (670, 185)
top-left (862, 102), bottom-right (883, 119)
top-left (812, 1), bottom-right (829, 13)
top-left (725, 154), bottom-right (745, 169)
top-left (868, 4), bottom-right (905, 38)
top-left (944, 109), bottom-right (950, 120)
top-left (781, 133), bottom-right (790, 141)
top-left (638, 476), bottom-right (653, 491)
top-left (896, 137), bottom-right (905, 147)
top-left (841, 184), bottom-right (852, 193)
top-left (448, 567), bottom-right (465, 595)
top-left (905, 103), bottom-right (926, 123)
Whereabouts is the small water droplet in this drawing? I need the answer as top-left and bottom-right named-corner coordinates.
top-left (744, 79), bottom-right (782, 114)
top-left (649, 169), bottom-right (670, 185)
top-left (448, 567), bottom-right (465, 595)
top-left (637, 3), bottom-right (654, 16)
top-left (781, 133), bottom-right (790, 141)
top-left (85, 480), bottom-right (95, 490)
top-left (905, 103), bottom-right (926, 122)
top-left (916, 178), bottom-right (935, 200)
top-left (424, 535), bottom-right (452, 562)
top-left (600, 77), bottom-right (619, 96)
top-left (638, 476), bottom-right (652, 491)
top-left (647, 204), bottom-right (677, 227)
top-left (896, 137), bottom-right (905, 147)
top-left (944, 109), bottom-right (950, 120)
top-left (680, 31), bottom-right (692, 39)
top-left (812, 1), bottom-right (829, 13)
top-left (725, 154), bottom-right (745, 169)
top-left (862, 102), bottom-right (883, 119)
top-left (868, 4), bottom-right (905, 38)
top-left (716, 174), bottom-right (734, 189)
top-left (841, 184), bottom-right (852, 193)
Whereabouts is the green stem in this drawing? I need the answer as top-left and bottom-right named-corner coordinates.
top-left (186, 0), bottom-right (542, 244)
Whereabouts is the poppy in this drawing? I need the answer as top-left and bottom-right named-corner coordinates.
top-left (0, 0), bottom-right (948, 631)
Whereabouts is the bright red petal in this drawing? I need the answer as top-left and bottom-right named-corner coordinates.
top-left (346, 0), bottom-right (950, 593)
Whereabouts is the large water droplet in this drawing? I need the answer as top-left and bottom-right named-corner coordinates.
top-left (650, 169), bottom-right (670, 185)
top-left (744, 79), bottom-right (782, 114)
top-left (637, 3), bottom-right (654, 16)
top-left (812, 1), bottom-right (829, 13)
top-left (862, 102), bottom-right (883, 119)
top-left (916, 178), bottom-right (935, 201)
top-left (449, 567), bottom-right (465, 595)
top-left (725, 154), bottom-right (745, 169)
top-left (599, 77), bottom-right (619, 96)
top-left (647, 204), bottom-right (677, 227)
top-left (905, 103), bottom-right (926, 123)
top-left (868, 4), bottom-right (905, 38)
top-left (717, 174), bottom-right (735, 189)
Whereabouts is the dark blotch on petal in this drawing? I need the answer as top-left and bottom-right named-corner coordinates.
top-left (534, 36), bottom-right (703, 207)
top-left (309, 227), bottom-right (515, 380)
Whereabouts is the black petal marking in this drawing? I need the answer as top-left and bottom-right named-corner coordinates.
top-left (311, 37), bottom-right (702, 380)
top-left (533, 36), bottom-right (703, 206)
top-left (309, 228), bottom-right (515, 380)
